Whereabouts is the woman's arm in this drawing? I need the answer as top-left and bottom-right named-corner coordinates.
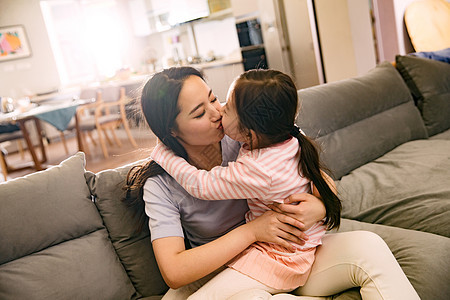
top-left (153, 210), bottom-right (308, 289)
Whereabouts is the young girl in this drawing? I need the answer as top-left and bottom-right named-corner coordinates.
top-left (150, 69), bottom-right (342, 297)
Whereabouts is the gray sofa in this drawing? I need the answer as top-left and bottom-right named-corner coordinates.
top-left (1, 55), bottom-right (449, 300)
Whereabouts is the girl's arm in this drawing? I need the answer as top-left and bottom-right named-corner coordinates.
top-left (269, 171), bottom-right (335, 230)
top-left (145, 175), bottom-right (308, 289)
top-left (153, 210), bottom-right (308, 289)
top-left (151, 143), bottom-right (271, 200)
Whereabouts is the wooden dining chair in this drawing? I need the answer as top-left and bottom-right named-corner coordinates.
top-left (60, 86), bottom-right (138, 158)
top-left (58, 87), bottom-right (100, 156)
top-left (0, 130), bottom-right (26, 181)
top-left (93, 86), bottom-right (138, 158)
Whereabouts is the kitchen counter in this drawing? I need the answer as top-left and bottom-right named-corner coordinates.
top-left (192, 57), bottom-right (243, 69)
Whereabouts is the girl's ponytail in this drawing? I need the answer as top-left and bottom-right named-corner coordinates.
top-left (295, 129), bottom-right (341, 229)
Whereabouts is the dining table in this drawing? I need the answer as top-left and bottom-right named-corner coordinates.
top-left (0, 98), bottom-right (92, 172)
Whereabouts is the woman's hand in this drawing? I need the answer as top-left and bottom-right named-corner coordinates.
top-left (268, 193), bottom-right (326, 231)
top-left (245, 210), bottom-right (309, 251)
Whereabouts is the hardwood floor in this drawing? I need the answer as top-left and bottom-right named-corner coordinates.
top-left (1, 127), bottom-right (157, 182)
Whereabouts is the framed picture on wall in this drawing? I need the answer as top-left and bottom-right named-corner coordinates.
top-left (0, 25), bottom-right (32, 62)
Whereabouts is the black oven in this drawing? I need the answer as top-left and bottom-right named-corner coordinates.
top-left (236, 18), bottom-right (268, 71)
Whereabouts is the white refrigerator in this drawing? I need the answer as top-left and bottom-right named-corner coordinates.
top-left (231, 0), bottom-right (377, 87)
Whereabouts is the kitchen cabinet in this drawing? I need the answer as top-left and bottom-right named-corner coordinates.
top-left (199, 61), bottom-right (244, 102)
top-left (147, 0), bottom-right (210, 32)
top-left (144, 0), bottom-right (232, 34)
top-left (230, 0), bottom-right (258, 17)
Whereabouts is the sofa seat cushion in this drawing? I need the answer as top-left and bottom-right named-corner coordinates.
top-left (0, 153), bottom-right (136, 299)
top-left (429, 128), bottom-right (450, 140)
top-left (337, 139), bottom-right (450, 237)
top-left (296, 61), bottom-right (427, 179)
top-left (396, 54), bottom-right (450, 136)
top-left (275, 219), bottom-right (450, 300)
top-left (86, 161), bottom-right (168, 298)
top-left (333, 219), bottom-right (450, 300)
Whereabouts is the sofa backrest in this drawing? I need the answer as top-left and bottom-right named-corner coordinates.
top-left (0, 153), bottom-right (137, 299)
top-left (87, 162), bottom-right (168, 298)
top-left (296, 62), bottom-right (428, 179)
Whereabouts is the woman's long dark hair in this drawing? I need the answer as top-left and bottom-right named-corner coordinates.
top-left (232, 69), bottom-right (341, 229)
top-left (123, 67), bottom-right (205, 231)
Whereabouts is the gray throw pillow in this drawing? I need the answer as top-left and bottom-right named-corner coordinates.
top-left (396, 54), bottom-right (450, 136)
top-left (0, 152), bottom-right (98, 264)
top-left (87, 160), bottom-right (168, 298)
top-left (0, 152), bottom-right (136, 299)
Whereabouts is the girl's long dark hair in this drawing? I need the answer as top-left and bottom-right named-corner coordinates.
top-left (232, 69), bottom-right (341, 229)
top-left (296, 133), bottom-right (341, 229)
top-left (123, 67), bottom-right (205, 231)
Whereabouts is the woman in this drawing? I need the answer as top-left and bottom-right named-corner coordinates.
top-left (124, 67), bottom-right (419, 299)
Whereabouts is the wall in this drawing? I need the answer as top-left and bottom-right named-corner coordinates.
top-left (314, 0), bottom-right (357, 82)
top-left (314, 0), bottom-right (376, 83)
top-left (193, 17), bottom-right (240, 59)
top-left (0, 0), bottom-right (60, 97)
top-left (372, 0), bottom-right (399, 62)
top-left (283, 0), bottom-right (322, 88)
top-left (347, 0), bottom-right (377, 76)
top-left (230, 0), bottom-right (258, 17)
top-left (364, 0), bottom-right (445, 61)
top-left (392, 0), bottom-right (416, 54)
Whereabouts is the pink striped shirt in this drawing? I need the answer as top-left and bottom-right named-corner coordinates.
top-left (151, 137), bottom-right (326, 289)
top-left (150, 137), bottom-right (326, 251)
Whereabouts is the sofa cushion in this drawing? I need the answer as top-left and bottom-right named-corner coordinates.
top-left (0, 153), bottom-right (136, 299)
top-left (334, 219), bottom-right (450, 300)
top-left (430, 128), bottom-right (450, 140)
top-left (296, 61), bottom-right (427, 179)
top-left (337, 139), bottom-right (450, 237)
top-left (278, 219), bottom-right (450, 300)
top-left (87, 162), bottom-right (168, 298)
top-left (395, 54), bottom-right (450, 136)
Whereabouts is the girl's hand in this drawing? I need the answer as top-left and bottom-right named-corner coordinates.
top-left (268, 193), bottom-right (326, 231)
top-left (245, 210), bottom-right (309, 251)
